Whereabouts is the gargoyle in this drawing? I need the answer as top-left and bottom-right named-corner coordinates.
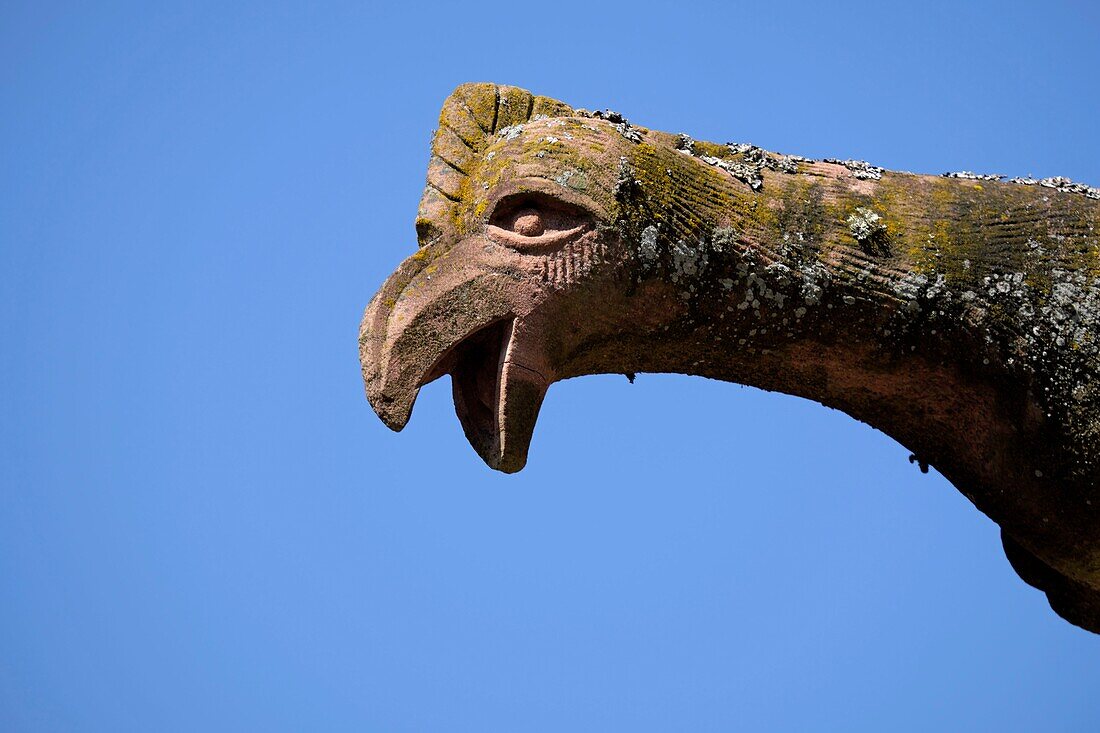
top-left (360, 83), bottom-right (1100, 633)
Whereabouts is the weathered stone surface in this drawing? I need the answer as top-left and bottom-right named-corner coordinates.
top-left (360, 82), bottom-right (1100, 634)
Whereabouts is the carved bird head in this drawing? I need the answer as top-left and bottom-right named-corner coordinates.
top-left (360, 82), bottom-right (717, 472)
top-left (361, 83), bottom-right (1100, 633)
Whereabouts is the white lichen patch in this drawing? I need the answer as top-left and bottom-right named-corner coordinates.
top-left (1009, 175), bottom-right (1100, 200)
top-left (847, 207), bottom-right (885, 241)
top-left (579, 109), bottom-right (643, 143)
top-left (711, 227), bottom-right (738, 254)
top-left (727, 142), bottom-right (801, 174)
top-left (699, 155), bottom-right (763, 190)
top-left (675, 133), bottom-right (695, 154)
top-left (825, 158), bottom-right (884, 180)
top-left (638, 225), bottom-right (659, 268)
top-left (943, 171), bottom-right (1004, 181)
top-left (669, 239), bottom-right (708, 283)
top-left (614, 156), bottom-right (641, 200)
top-left (497, 124), bottom-right (524, 141)
top-left (676, 140), bottom-right (804, 192)
top-left (555, 169), bottom-right (588, 190)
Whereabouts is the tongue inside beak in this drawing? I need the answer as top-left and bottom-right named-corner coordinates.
top-left (448, 319), bottom-right (549, 473)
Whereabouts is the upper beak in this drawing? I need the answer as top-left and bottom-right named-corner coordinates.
top-left (360, 245), bottom-right (549, 473)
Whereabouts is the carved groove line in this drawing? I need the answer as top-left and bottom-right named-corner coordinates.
top-left (540, 242), bottom-right (608, 288)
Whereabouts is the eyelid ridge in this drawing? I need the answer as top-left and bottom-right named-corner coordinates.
top-left (486, 221), bottom-right (590, 249)
top-left (483, 178), bottom-right (606, 225)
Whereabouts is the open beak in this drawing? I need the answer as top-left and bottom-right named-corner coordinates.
top-left (360, 248), bottom-right (549, 473)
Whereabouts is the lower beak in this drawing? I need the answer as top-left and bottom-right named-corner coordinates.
top-left (449, 318), bottom-right (549, 473)
top-left (360, 253), bottom-right (549, 472)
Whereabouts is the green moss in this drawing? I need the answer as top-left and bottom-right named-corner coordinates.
top-left (866, 176), bottom-right (908, 245)
top-left (689, 139), bottom-right (730, 159)
top-left (458, 83), bottom-right (499, 131)
top-left (530, 95), bottom-right (574, 119)
top-left (617, 142), bottom-right (748, 243)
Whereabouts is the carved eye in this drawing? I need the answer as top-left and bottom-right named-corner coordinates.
top-left (488, 192), bottom-right (591, 249)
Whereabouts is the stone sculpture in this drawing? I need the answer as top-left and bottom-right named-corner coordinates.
top-left (360, 83), bottom-right (1100, 633)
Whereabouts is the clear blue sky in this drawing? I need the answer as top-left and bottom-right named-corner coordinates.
top-left (3, 2), bottom-right (1099, 730)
